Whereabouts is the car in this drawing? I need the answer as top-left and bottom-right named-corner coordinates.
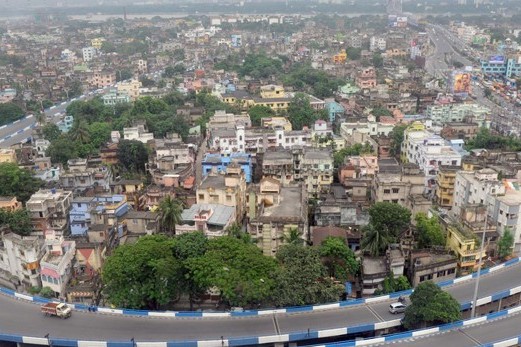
top-left (389, 302), bottom-right (407, 314)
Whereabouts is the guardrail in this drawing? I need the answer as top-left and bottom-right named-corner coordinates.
top-left (311, 305), bottom-right (521, 347)
top-left (0, 258), bottom-right (517, 346)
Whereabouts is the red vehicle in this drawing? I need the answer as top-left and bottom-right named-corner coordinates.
top-left (41, 302), bottom-right (72, 319)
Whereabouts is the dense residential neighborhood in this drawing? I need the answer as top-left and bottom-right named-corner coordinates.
top-left (1, 6), bottom-right (521, 323)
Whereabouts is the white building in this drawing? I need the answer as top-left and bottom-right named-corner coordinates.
top-left (39, 230), bottom-right (76, 299)
top-left (426, 103), bottom-right (491, 128)
top-left (451, 169), bottom-right (521, 254)
top-left (209, 124), bottom-right (312, 156)
top-left (402, 130), bottom-right (462, 194)
top-left (82, 46), bottom-right (96, 62)
top-left (370, 36), bottom-right (387, 52)
top-left (123, 124), bottom-right (154, 144)
top-left (0, 232), bottom-right (44, 288)
top-left (340, 115), bottom-right (395, 139)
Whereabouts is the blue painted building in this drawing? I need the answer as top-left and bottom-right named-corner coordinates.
top-left (202, 152), bottom-right (252, 183)
top-left (325, 100), bottom-right (345, 123)
top-left (480, 57), bottom-right (521, 78)
top-left (57, 116), bottom-right (74, 133)
top-left (69, 195), bottom-right (130, 236)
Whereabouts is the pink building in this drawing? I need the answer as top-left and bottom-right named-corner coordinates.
top-left (339, 155), bottom-right (379, 184)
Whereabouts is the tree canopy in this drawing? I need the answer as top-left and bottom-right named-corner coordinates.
top-left (415, 213), bottom-right (446, 249)
top-left (333, 142), bottom-right (374, 167)
top-left (369, 202), bottom-right (411, 238)
top-left (0, 102), bottom-right (24, 126)
top-left (272, 244), bottom-right (343, 307)
top-left (248, 105), bottom-right (275, 127)
top-left (239, 53), bottom-right (284, 79)
top-left (287, 93), bottom-right (325, 130)
top-left (319, 236), bottom-right (359, 282)
top-left (403, 281), bottom-right (461, 329)
top-left (102, 235), bottom-right (182, 309)
top-left (465, 127), bottom-right (521, 152)
top-left (117, 139), bottom-right (149, 173)
top-left (390, 123), bottom-right (408, 157)
top-left (187, 237), bottom-right (278, 308)
top-left (0, 208), bottom-right (32, 236)
top-left (498, 227), bottom-right (514, 259)
top-left (0, 163), bottom-right (43, 203)
top-left (376, 272), bottom-right (411, 295)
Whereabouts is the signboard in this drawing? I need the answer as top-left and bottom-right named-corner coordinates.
top-left (396, 16), bottom-right (408, 28)
top-left (452, 71), bottom-right (472, 95)
top-left (489, 55), bottom-right (505, 64)
top-left (388, 15), bottom-right (397, 27)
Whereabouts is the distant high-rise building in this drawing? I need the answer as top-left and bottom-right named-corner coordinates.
top-left (386, 0), bottom-right (402, 15)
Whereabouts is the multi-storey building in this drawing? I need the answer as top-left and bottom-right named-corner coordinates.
top-left (480, 57), bottom-right (521, 78)
top-left (301, 149), bottom-right (334, 195)
top-left (208, 124), bottom-right (312, 156)
top-left (82, 46), bottom-right (96, 62)
top-left (176, 204), bottom-right (236, 237)
top-left (69, 195), bottom-right (129, 236)
top-left (436, 166), bottom-right (460, 208)
top-left (117, 79), bottom-right (142, 101)
top-left (59, 159), bottom-right (112, 194)
top-left (88, 70), bottom-right (116, 89)
top-left (0, 197), bottom-right (22, 212)
top-left (248, 178), bottom-right (308, 256)
top-left (40, 230), bottom-right (76, 299)
top-left (196, 165), bottom-right (247, 222)
top-left (0, 232), bottom-right (44, 288)
top-left (0, 149), bottom-right (16, 163)
top-left (102, 88), bottom-right (131, 105)
top-left (401, 124), bottom-right (462, 195)
top-left (426, 103), bottom-right (490, 128)
top-left (26, 189), bottom-right (73, 235)
top-left (369, 36), bottom-right (387, 52)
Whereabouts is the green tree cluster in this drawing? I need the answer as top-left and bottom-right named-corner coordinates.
top-left (102, 234), bottom-right (354, 310)
top-left (286, 93), bottom-right (327, 130)
top-left (239, 53), bottom-right (284, 79)
top-left (466, 127), bottom-right (521, 152)
top-left (497, 227), bottom-right (514, 259)
top-left (403, 281), bottom-right (461, 329)
top-left (0, 163), bottom-right (43, 203)
top-left (117, 139), bottom-right (149, 173)
top-left (376, 272), bottom-right (411, 295)
top-left (283, 63), bottom-right (344, 98)
top-left (361, 202), bottom-right (411, 256)
top-left (248, 105), bottom-right (275, 126)
top-left (0, 102), bottom-right (24, 126)
top-left (319, 236), bottom-right (359, 282)
top-left (0, 208), bottom-right (32, 236)
top-left (390, 123), bottom-right (408, 157)
top-left (415, 213), bottom-right (446, 249)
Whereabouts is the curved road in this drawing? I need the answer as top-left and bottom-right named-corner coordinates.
top-left (1, 262), bottom-right (521, 342)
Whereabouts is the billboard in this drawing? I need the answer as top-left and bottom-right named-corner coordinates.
top-left (452, 71), bottom-right (472, 96)
top-left (396, 16), bottom-right (408, 28)
top-left (489, 55), bottom-right (505, 64)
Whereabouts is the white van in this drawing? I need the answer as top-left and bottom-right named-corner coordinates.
top-left (389, 302), bottom-right (407, 314)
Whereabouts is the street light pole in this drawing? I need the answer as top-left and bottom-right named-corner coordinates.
top-left (471, 203), bottom-right (488, 318)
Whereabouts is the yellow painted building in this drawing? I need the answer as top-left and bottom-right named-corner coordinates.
top-left (333, 51), bottom-right (347, 64)
top-left (117, 79), bottom-right (142, 101)
top-left (0, 149), bottom-right (16, 163)
top-left (436, 166), bottom-right (459, 208)
top-left (91, 38), bottom-right (105, 50)
top-left (446, 224), bottom-right (486, 274)
top-left (260, 85), bottom-right (286, 99)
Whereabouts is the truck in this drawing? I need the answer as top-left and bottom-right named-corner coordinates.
top-left (41, 302), bottom-right (72, 319)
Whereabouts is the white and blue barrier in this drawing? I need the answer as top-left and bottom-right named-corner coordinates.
top-left (0, 301), bottom-right (520, 346)
top-left (0, 258), bottom-right (518, 346)
top-left (0, 257), bottom-right (519, 319)
top-left (311, 305), bottom-right (521, 347)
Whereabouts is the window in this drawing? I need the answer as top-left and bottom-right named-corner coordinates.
top-left (447, 268), bottom-right (455, 275)
top-left (437, 270), bottom-right (446, 277)
top-left (392, 188), bottom-right (399, 194)
top-left (383, 189), bottom-right (390, 194)
top-left (198, 194), bottom-right (204, 200)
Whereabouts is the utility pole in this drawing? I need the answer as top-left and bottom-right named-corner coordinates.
top-left (471, 202), bottom-right (488, 318)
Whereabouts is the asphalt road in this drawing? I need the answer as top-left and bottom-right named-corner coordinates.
top-left (384, 312), bottom-right (521, 347)
top-left (0, 262), bottom-right (520, 342)
top-left (0, 94), bottom-right (90, 148)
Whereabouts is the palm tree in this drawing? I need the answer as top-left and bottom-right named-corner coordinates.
top-left (71, 120), bottom-right (90, 144)
top-left (158, 196), bottom-right (184, 235)
top-left (226, 223), bottom-right (255, 244)
top-left (361, 224), bottom-right (391, 257)
top-left (283, 227), bottom-right (305, 246)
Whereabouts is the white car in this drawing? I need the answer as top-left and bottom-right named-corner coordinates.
top-left (389, 302), bottom-right (407, 314)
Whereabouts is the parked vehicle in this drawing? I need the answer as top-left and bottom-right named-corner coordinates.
top-left (389, 302), bottom-right (407, 314)
top-left (41, 302), bottom-right (72, 319)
